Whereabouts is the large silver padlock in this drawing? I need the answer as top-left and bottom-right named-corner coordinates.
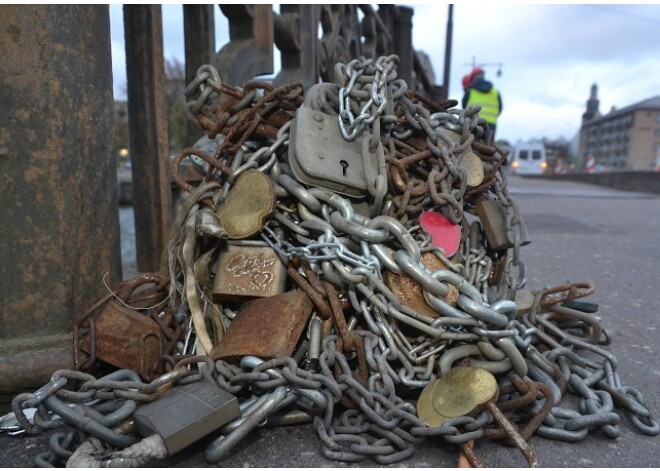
top-left (288, 86), bottom-right (378, 198)
top-left (133, 380), bottom-right (240, 456)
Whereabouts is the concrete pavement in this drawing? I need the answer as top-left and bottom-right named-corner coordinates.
top-left (2, 176), bottom-right (659, 467)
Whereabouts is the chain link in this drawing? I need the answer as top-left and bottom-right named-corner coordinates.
top-left (11, 54), bottom-right (658, 468)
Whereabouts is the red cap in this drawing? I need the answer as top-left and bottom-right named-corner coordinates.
top-left (461, 74), bottom-right (471, 88)
top-left (471, 66), bottom-right (484, 76)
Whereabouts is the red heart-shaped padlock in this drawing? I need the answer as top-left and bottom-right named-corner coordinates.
top-left (419, 211), bottom-right (461, 257)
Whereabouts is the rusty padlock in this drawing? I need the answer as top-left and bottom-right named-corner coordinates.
top-left (212, 241), bottom-right (287, 302)
top-left (386, 252), bottom-right (459, 319)
top-left (74, 273), bottom-right (177, 381)
top-left (211, 290), bottom-right (314, 363)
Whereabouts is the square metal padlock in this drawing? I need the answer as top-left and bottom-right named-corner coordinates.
top-left (79, 301), bottom-right (163, 380)
top-left (212, 243), bottom-right (286, 302)
top-left (211, 290), bottom-right (313, 363)
top-left (133, 381), bottom-right (240, 456)
top-left (288, 104), bottom-right (378, 198)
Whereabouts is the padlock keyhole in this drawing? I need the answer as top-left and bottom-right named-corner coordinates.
top-left (340, 160), bottom-right (349, 177)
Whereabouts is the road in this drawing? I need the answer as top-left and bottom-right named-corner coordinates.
top-left (2, 175), bottom-right (659, 467)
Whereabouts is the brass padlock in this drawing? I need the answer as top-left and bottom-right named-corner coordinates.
top-left (212, 242), bottom-right (286, 302)
top-left (211, 290), bottom-right (314, 363)
top-left (216, 170), bottom-right (276, 239)
top-left (457, 149), bottom-right (484, 188)
top-left (288, 88), bottom-right (378, 198)
top-left (133, 380), bottom-right (240, 455)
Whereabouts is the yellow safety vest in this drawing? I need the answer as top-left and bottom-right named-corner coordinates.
top-left (466, 88), bottom-right (500, 125)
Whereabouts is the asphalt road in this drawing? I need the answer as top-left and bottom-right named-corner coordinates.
top-left (2, 175), bottom-right (659, 468)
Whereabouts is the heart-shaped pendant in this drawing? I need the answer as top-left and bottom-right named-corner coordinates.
top-left (216, 170), bottom-right (276, 239)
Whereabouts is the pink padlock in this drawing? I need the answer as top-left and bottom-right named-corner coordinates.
top-left (419, 211), bottom-right (461, 257)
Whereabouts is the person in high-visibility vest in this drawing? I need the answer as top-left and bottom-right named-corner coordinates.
top-left (462, 67), bottom-right (503, 138)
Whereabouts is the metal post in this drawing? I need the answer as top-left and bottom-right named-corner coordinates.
top-left (0, 5), bottom-right (121, 404)
top-left (184, 4), bottom-right (216, 146)
top-left (123, 5), bottom-right (173, 273)
top-left (392, 6), bottom-right (414, 87)
top-left (443, 5), bottom-right (454, 101)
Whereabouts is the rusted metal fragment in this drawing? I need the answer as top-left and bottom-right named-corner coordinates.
top-left (211, 290), bottom-right (313, 363)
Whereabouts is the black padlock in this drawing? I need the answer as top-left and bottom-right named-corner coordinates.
top-left (133, 381), bottom-right (240, 455)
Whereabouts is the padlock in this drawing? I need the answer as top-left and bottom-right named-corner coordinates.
top-left (288, 86), bottom-right (377, 198)
top-left (475, 197), bottom-right (514, 251)
top-left (133, 380), bottom-right (240, 456)
top-left (216, 170), bottom-right (276, 239)
top-left (514, 289), bottom-right (536, 317)
top-left (76, 273), bottom-right (172, 380)
top-left (386, 252), bottom-right (459, 319)
top-left (211, 290), bottom-right (314, 363)
top-left (212, 241), bottom-right (287, 302)
top-left (457, 149), bottom-right (484, 188)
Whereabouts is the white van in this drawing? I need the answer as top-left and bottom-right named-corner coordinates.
top-left (510, 141), bottom-right (548, 175)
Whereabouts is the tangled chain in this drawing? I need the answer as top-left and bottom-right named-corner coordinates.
top-left (6, 56), bottom-right (658, 468)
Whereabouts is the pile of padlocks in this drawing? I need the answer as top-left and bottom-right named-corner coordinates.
top-left (5, 55), bottom-right (658, 467)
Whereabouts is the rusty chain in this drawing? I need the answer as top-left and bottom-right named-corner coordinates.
top-left (6, 56), bottom-right (658, 468)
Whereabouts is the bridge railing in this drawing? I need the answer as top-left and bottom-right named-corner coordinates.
top-left (124, 4), bottom-right (449, 273)
top-left (0, 4), bottom-right (450, 401)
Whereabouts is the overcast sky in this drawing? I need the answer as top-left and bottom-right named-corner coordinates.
top-left (109, 3), bottom-right (660, 144)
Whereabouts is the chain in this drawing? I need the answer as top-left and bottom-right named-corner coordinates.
top-left (11, 55), bottom-right (658, 468)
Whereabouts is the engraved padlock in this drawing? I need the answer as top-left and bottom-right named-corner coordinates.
top-left (133, 380), bottom-right (240, 456)
top-left (212, 241), bottom-right (287, 302)
top-left (287, 84), bottom-right (378, 198)
top-left (211, 290), bottom-right (314, 363)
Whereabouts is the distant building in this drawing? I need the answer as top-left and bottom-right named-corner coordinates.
top-left (578, 86), bottom-right (660, 170)
top-left (543, 137), bottom-right (569, 167)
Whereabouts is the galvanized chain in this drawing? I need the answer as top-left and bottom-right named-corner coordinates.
top-left (10, 54), bottom-right (659, 468)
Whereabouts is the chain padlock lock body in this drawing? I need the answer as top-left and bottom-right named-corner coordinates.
top-left (514, 289), bottom-right (536, 317)
top-left (78, 274), bottom-right (171, 380)
top-left (211, 290), bottom-right (314, 363)
top-left (212, 242), bottom-right (287, 302)
top-left (215, 170), bottom-right (277, 239)
top-left (133, 380), bottom-right (240, 455)
top-left (475, 197), bottom-right (514, 251)
top-left (287, 98), bottom-right (377, 198)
